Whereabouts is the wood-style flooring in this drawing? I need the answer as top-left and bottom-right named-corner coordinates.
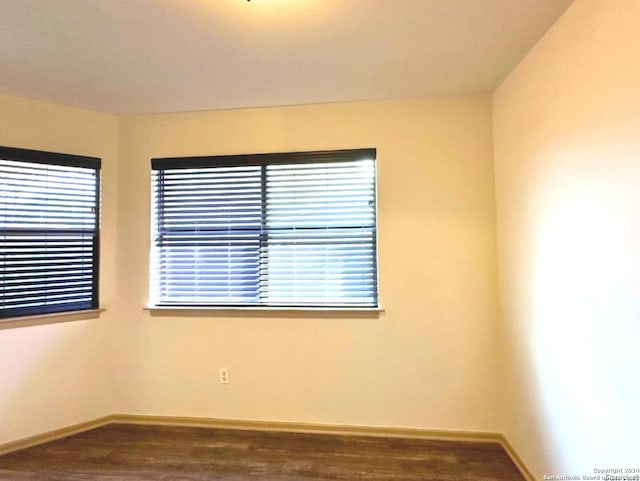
top-left (0, 423), bottom-right (526, 480)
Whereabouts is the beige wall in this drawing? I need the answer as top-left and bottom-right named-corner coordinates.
top-left (0, 94), bottom-right (120, 444)
top-left (494, 0), bottom-right (640, 477)
top-left (116, 95), bottom-right (500, 431)
top-left (0, 93), bottom-right (499, 443)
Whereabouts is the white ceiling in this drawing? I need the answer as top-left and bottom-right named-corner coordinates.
top-left (0, 0), bottom-right (573, 114)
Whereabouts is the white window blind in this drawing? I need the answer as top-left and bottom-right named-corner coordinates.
top-left (150, 149), bottom-right (378, 308)
top-left (0, 146), bottom-right (101, 319)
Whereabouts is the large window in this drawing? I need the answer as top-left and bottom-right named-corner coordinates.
top-left (0, 146), bottom-right (101, 319)
top-left (150, 148), bottom-right (378, 308)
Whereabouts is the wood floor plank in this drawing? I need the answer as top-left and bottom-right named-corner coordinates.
top-left (0, 424), bottom-right (525, 480)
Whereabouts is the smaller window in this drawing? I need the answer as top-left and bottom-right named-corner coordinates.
top-left (0, 146), bottom-right (101, 319)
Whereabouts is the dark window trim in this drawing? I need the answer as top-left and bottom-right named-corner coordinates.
top-left (0, 145), bottom-right (101, 320)
top-left (0, 145), bottom-right (101, 169)
top-left (150, 148), bottom-right (378, 309)
top-left (152, 148), bottom-right (376, 170)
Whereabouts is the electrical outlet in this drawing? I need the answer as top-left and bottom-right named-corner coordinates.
top-left (219, 367), bottom-right (230, 384)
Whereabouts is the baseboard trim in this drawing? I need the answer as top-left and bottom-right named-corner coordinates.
top-left (0, 413), bottom-right (535, 481)
top-left (112, 413), bottom-right (502, 443)
top-left (499, 434), bottom-right (536, 481)
top-left (0, 415), bottom-right (115, 456)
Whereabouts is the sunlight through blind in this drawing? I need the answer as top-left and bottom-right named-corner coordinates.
top-left (150, 149), bottom-right (377, 308)
top-left (0, 147), bottom-right (100, 319)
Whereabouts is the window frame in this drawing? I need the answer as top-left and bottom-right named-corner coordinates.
top-left (0, 145), bottom-right (101, 320)
top-left (149, 148), bottom-right (379, 310)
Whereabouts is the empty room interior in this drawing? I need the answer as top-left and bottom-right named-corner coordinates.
top-left (0, 0), bottom-right (639, 479)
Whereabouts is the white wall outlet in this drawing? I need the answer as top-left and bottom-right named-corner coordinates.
top-left (219, 367), bottom-right (230, 384)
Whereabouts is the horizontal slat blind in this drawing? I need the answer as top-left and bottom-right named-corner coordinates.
top-left (151, 166), bottom-right (262, 305)
top-left (0, 148), bottom-right (100, 319)
top-left (151, 149), bottom-right (377, 308)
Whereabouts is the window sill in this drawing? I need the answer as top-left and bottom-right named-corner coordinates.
top-left (0, 309), bottom-right (104, 330)
top-left (144, 305), bottom-right (385, 319)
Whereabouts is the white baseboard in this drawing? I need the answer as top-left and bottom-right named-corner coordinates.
top-left (499, 434), bottom-right (536, 481)
top-left (0, 413), bottom-right (535, 480)
top-left (0, 415), bottom-right (115, 456)
top-left (114, 413), bottom-right (502, 442)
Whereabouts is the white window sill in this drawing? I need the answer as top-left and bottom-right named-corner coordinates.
top-left (144, 305), bottom-right (385, 318)
top-left (0, 308), bottom-right (105, 330)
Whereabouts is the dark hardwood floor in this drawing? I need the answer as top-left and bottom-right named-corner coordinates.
top-left (0, 424), bottom-right (525, 480)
